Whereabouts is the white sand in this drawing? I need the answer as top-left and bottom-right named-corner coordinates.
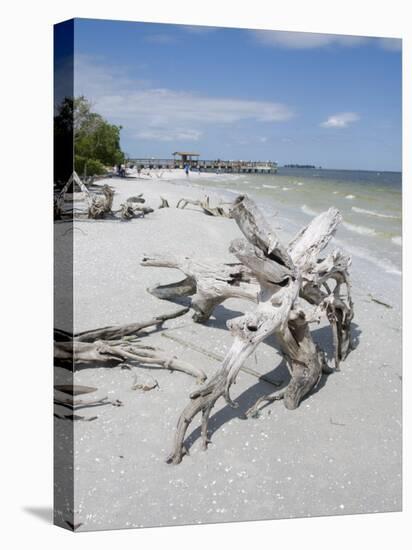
top-left (55, 172), bottom-right (401, 531)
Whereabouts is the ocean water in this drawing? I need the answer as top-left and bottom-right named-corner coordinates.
top-left (187, 167), bottom-right (402, 277)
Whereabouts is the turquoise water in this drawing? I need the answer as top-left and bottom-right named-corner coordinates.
top-left (187, 167), bottom-right (402, 276)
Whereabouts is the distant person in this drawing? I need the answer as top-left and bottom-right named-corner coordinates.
top-left (184, 163), bottom-right (190, 176)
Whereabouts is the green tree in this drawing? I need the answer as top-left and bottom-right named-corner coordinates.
top-left (54, 96), bottom-right (125, 185)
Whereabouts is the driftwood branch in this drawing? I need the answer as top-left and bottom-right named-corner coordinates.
top-left (165, 195), bottom-right (354, 464)
top-left (54, 307), bottom-right (206, 382)
top-left (54, 340), bottom-right (206, 382)
top-left (176, 196), bottom-right (230, 217)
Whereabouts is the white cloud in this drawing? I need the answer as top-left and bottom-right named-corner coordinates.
top-left (182, 25), bottom-right (217, 35)
top-left (377, 37), bottom-right (402, 51)
top-left (252, 30), bottom-right (367, 49)
top-left (135, 128), bottom-right (202, 142)
top-left (144, 33), bottom-right (177, 44)
top-left (251, 30), bottom-right (402, 51)
top-left (320, 112), bottom-right (360, 128)
top-left (74, 56), bottom-right (294, 143)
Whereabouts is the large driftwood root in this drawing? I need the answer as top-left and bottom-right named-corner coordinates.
top-left (176, 196), bottom-right (230, 217)
top-left (88, 184), bottom-right (115, 219)
top-left (54, 307), bottom-right (206, 382)
top-left (166, 195), bottom-right (354, 464)
top-left (141, 255), bottom-right (258, 322)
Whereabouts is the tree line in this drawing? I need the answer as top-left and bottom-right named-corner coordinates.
top-left (54, 96), bottom-right (125, 185)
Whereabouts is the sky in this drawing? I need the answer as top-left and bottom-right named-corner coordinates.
top-left (68, 19), bottom-right (401, 171)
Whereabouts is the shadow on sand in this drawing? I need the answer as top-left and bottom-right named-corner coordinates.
top-left (181, 317), bottom-right (362, 454)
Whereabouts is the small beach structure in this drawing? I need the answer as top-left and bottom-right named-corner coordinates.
top-left (172, 151), bottom-right (200, 168)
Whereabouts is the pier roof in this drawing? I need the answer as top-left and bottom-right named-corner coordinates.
top-left (172, 151), bottom-right (200, 157)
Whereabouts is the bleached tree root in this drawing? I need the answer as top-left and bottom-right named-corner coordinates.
top-left (141, 254), bottom-right (258, 322)
top-left (166, 195), bottom-right (354, 463)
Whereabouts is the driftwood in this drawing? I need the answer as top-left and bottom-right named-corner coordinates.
top-left (54, 171), bottom-right (93, 219)
top-left (54, 172), bottom-right (116, 220)
top-left (126, 194), bottom-right (145, 204)
top-left (119, 194), bottom-right (154, 220)
top-left (141, 254), bottom-right (258, 322)
top-left (54, 176), bottom-right (158, 222)
top-left (54, 307), bottom-right (206, 382)
top-left (163, 195), bottom-right (354, 464)
top-left (54, 395), bottom-right (123, 410)
top-left (159, 197), bottom-right (170, 208)
top-left (120, 202), bottom-right (153, 220)
top-left (176, 196), bottom-right (230, 217)
top-left (88, 184), bottom-right (115, 219)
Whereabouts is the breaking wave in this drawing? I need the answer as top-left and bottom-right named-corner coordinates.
top-left (343, 221), bottom-right (377, 237)
top-left (301, 204), bottom-right (318, 217)
top-left (352, 206), bottom-right (400, 220)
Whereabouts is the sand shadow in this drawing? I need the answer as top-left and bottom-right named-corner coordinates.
top-left (181, 321), bottom-right (362, 453)
top-left (183, 359), bottom-right (289, 453)
top-left (23, 506), bottom-right (53, 524)
top-left (203, 304), bottom-right (249, 330)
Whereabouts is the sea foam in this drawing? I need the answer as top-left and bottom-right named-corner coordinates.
top-left (301, 205), bottom-right (318, 217)
top-left (343, 221), bottom-right (377, 237)
top-left (334, 239), bottom-right (401, 276)
top-left (352, 206), bottom-right (400, 220)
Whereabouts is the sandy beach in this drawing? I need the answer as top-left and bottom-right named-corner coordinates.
top-left (54, 170), bottom-right (402, 531)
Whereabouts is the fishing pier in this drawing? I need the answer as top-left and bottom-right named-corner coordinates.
top-left (130, 151), bottom-right (278, 174)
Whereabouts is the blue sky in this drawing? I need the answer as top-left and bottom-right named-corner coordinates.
top-left (71, 19), bottom-right (402, 171)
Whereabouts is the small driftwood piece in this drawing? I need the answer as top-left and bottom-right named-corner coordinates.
top-left (141, 254), bottom-right (258, 322)
top-left (166, 195), bottom-right (354, 464)
top-left (176, 196), bottom-right (230, 217)
top-left (159, 197), bottom-right (170, 209)
top-left (119, 196), bottom-right (154, 220)
top-left (126, 194), bottom-right (145, 204)
top-left (54, 307), bottom-right (206, 382)
top-left (54, 395), bottom-right (123, 410)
